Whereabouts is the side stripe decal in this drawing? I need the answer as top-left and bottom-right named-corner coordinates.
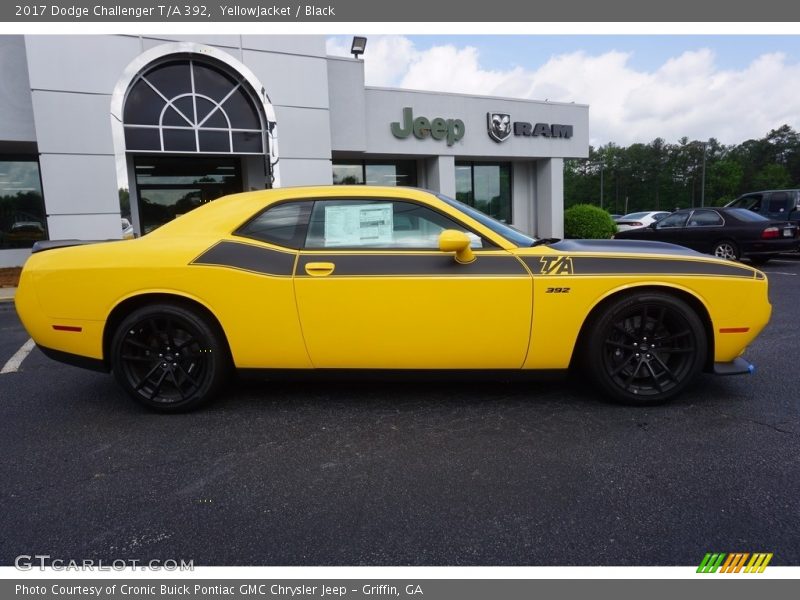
top-left (295, 253), bottom-right (529, 277)
top-left (191, 240), bottom-right (296, 277)
top-left (521, 256), bottom-right (755, 278)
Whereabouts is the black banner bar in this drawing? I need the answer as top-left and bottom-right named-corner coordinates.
top-left (2, 0), bottom-right (800, 22)
top-left (3, 579), bottom-right (799, 600)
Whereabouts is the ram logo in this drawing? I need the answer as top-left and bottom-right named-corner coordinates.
top-left (487, 112), bottom-right (512, 142)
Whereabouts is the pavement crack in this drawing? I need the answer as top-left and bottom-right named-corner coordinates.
top-left (717, 411), bottom-right (798, 436)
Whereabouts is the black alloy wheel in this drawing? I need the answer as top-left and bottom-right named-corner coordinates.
top-left (585, 292), bottom-right (706, 405)
top-left (111, 303), bottom-right (230, 412)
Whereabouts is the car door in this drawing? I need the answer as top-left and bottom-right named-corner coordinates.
top-left (293, 198), bottom-right (533, 369)
top-left (652, 211), bottom-right (690, 245)
top-left (682, 209), bottom-right (726, 253)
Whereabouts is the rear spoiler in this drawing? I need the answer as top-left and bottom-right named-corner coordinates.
top-left (31, 239), bottom-right (119, 254)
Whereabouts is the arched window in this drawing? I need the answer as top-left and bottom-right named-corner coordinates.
top-left (122, 58), bottom-right (265, 154)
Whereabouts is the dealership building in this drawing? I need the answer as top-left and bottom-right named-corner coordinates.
top-left (0, 34), bottom-right (589, 267)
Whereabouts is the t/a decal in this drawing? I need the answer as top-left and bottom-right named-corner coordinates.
top-left (539, 256), bottom-right (574, 275)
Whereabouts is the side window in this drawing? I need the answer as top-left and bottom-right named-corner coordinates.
top-left (304, 200), bottom-right (484, 250)
top-left (687, 209), bottom-right (724, 227)
top-left (728, 194), bottom-right (762, 211)
top-left (766, 192), bottom-right (789, 217)
top-left (235, 201), bottom-right (312, 249)
top-left (656, 213), bottom-right (689, 229)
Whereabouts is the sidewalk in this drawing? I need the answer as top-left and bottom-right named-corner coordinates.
top-left (0, 288), bottom-right (16, 303)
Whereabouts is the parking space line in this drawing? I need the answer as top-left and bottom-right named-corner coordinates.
top-left (1, 338), bottom-right (36, 374)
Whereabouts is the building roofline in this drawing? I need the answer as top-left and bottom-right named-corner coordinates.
top-left (365, 85), bottom-right (589, 108)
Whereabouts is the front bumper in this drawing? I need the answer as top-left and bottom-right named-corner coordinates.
top-left (713, 357), bottom-right (755, 376)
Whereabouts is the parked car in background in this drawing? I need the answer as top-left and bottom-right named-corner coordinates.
top-left (725, 190), bottom-right (800, 224)
top-left (614, 207), bottom-right (799, 264)
top-left (615, 211), bottom-right (671, 232)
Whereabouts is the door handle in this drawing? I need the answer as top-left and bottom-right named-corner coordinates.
top-left (304, 262), bottom-right (335, 277)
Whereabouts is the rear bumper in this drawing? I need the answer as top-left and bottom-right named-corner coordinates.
top-left (37, 345), bottom-right (109, 373)
top-left (713, 356), bottom-right (755, 376)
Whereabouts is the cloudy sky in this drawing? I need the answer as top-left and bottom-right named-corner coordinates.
top-left (326, 35), bottom-right (800, 147)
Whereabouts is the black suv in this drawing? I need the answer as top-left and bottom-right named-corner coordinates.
top-left (725, 189), bottom-right (800, 223)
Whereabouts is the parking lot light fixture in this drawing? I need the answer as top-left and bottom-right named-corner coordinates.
top-left (351, 36), bottom-right (367, 59)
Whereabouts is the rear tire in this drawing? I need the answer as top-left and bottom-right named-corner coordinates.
top-left (110, 303), bottom-right (230, 412)
top-left (713, 240), bottom-right (740, 261)
top-left (583, 292), bottom-right (707, 405)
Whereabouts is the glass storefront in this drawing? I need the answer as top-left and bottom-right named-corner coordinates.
top-left (134, 156), bottom-right (242, 234)
top-left (333, 160), bottom-right (417, 187)
top-left (455, 162), bottom-right (512, 223)
top-left (0, 157), bottom-right (47, 249)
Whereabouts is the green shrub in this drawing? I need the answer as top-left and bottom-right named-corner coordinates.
top-left (564, 204), bottom-right (617, 239)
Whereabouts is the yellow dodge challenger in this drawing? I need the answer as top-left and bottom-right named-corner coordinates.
top-left (15, 186), bottom-right (770, 411)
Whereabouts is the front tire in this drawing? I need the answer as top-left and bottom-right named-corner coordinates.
top-left (583, 292), bottom-right (707, 405)
top-left (110, 303), bottom-right (230, 412)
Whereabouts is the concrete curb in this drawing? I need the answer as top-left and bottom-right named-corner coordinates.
top-left (0, 288), bottom-right (16, 304)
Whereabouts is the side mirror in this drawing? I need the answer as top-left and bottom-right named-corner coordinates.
top-left (649, 222), bottom-right (659, 229)
top-left (439, 229), bottom-right (476, 264)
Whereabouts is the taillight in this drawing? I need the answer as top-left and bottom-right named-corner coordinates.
top-left (624, 222), bottom-right (642, 227)
top-left (762, 226), bottom-right (780, 239)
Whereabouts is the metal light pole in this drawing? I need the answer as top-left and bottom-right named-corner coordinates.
top-left (700, 141), bottom-right (707, 207)
top-left (599, 163), bottom-right (604, 209)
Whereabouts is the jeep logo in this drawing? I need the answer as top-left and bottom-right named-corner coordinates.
top-left (391, 107), bottom-right (465, 146)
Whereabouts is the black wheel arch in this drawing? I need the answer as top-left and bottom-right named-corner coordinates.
top-left (103, 293), bottom-right (233, 370)
top-left (571, 285), bottom-right (715, 374)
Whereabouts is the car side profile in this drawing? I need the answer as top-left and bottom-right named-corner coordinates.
top-left (16, 186), bottom-right (771, 411)
top-left (614, 207), bottom-right (799, 263)
top-left (614, 211), bottom-right (671, 232)
top-left (725, 189), bottom-right (800, 224)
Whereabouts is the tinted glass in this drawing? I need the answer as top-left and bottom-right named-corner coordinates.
top-left (437, 193), bottom-right (534, 247)
top-left (767, 192), bottom-right (789, 217)
top-left (135, 156), bottom-right (242, 234)
top-left (305, 200), bottom-right (482, 250)
top-left (728, 194), bottom-right (762, 210)
top-left (727, 208), bottom-right (769, 222)
top-left (222, 88), bottom-right (261, 129)
top-left (199, 130), bottom-right (231, 153)
top-left (122, 59), bottom-right (264, 155)
top-left (332, 163), bottom-right (363, 185)
top-left (365, 161), bottom-right (417, 186)
top-left (455, 162), bottom-right (512, 223)
top-left (687, 210), bottom-right (724, 227)
top-left (123, 80), bottom-right (164, 125)
top-left (163, 129), bottom-right (197, 152)
top-left (124, 127), bottom-right (160, 151)
top-left (657, 213), bottom-right (690, 228)
top-left (144, 61), bottom-right (192, 99)
top-left (193, 63), bottom-right (238, 102)
top-left (237, 202), bottom-right (311, 249)
top-left (0, 159), bottom-right (48, 249)
top-left (231, 131), bottom-right (263, 153)
top-left (621, 212), bottom-right (649, 220)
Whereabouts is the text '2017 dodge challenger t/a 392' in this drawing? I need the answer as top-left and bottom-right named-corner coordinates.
top-left (15, 186), bottom-right (771, 412)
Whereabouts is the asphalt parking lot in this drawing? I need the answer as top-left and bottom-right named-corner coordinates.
top-left (1, 261), bottom-right (799, 567)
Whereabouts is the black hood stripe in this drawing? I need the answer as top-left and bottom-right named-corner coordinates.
top-left (192, 240), bottom-right (296, 277)
top-left (296, 254), bottom-right (528, 277)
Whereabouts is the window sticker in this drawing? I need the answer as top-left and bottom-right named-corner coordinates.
top-left (324, 203), bottom-right (394, 247)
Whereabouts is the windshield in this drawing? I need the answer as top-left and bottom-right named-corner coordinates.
top-left (620, 212), bottom-right (650, 220)
top-left (436, 193), bottom-right (537, 247)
